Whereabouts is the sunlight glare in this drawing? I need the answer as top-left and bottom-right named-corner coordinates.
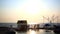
top-left (27, 29), bottom-right (36, 34)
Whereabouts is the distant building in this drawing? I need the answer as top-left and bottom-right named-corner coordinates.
top-left (17, 20), bottom-right (27, 31)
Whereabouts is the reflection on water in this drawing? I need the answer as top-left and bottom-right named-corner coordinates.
top-left (16, 29), bottom-right (55, 34)
top-left (27, 29), bottom-right (38, 34)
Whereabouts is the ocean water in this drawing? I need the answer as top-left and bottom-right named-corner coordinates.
top-left (16, 29), bottom-right (55, 34)
top-left (0, 23), bottom-right (17, 28)
top-left (0, 23), bottom-right (60, 34)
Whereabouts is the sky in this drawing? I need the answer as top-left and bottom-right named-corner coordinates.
top-left (0, 0), bottom-right (60, 24)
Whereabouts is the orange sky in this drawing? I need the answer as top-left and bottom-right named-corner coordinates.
top-left (0, 0), bottom-right (60, 24)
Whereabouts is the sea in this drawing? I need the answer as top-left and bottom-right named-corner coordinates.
top-left (0, 23), bottom-right (60, 34)
top-left (16, 29), bottom-right (55, 34)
